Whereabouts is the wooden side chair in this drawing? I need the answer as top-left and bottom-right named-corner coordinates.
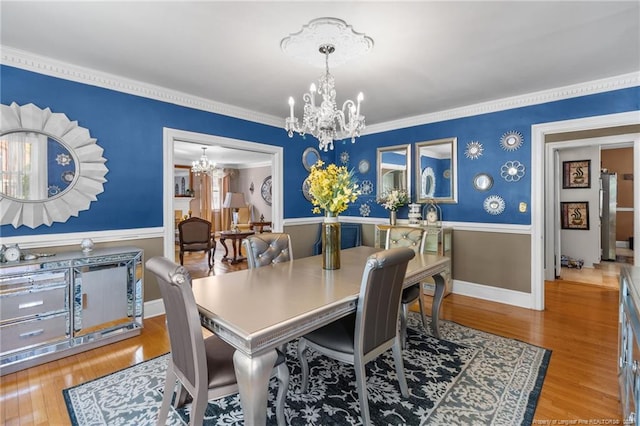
top-left (178, 217), bottom-right (215, 270)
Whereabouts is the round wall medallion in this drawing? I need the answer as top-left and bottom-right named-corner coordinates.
top-left (360, 179), bottom-right (373, 195)
top-left (483, 195), bottom-right (505, 215)
top-left (500, 160), bottom-right (525, 182)
top-left (261, 176), bottom-right (272, 206)
top-left (358, 159), bottom-right (370, 174)
top-left (500, 131), bottom-right (524, 151)
top-left (473, 173), bottom-right (494, 191)
top-left (302, 147), bottom-right (321, 171)
top-left (465, 141), bottom-right (484, 159)
top-left (340, 151), bottom-right (350, 164)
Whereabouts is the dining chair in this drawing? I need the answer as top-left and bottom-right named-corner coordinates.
top-left (242, 233), bottom-right (293, 268)
top-left (297, 247), bottom-right (415, 425)
top-left (178, 217), bottom-right (216, 270)
top-left (146, 256), bottom-right (290, 426)
top-left (385, 226), bottom-right (428, 348)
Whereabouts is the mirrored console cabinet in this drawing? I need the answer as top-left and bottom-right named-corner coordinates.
top-left (0, 246), bottom-right (143, 376)
top-left (619, 265), bottom-right (640, 425)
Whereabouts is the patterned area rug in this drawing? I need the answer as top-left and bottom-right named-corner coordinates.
top-left (64, 313), bottom-right (550, 425)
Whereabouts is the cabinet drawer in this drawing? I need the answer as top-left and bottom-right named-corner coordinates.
top-left (0, 284), bottom-right (68, 323)
top-left (0, 313), bottom-right (69, 355)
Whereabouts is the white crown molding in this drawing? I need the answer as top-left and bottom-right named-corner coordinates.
top-left (2, 46), bottom-right (638, 135)
top-left (365, 72), bottom-right (640, 134)
top-left (0, 47), bottom-right (283, 128)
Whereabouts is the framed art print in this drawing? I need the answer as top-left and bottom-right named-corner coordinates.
top-left (560, 201), bottom-right (589, 230)
top-left (562, 160), bottom-right (591, 189)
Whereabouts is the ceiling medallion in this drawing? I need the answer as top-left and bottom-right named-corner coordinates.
top-left (283, 18), bottom-right (373, 152)
top-left (465, 141), bottom-right (484, 159)
top-left (500, 131), bottom-right (524, 151)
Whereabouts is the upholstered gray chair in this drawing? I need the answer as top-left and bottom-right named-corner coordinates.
top-left (385, 226), bottom-right (428, 348)
top-left (242, 233), bottom-right (293, 268)
top-left (146, 256), bottom-right (289, 426)
top-left (297, 247), bottom-right (415, 425)
top-left (177, 217), bottom-right (215, 270)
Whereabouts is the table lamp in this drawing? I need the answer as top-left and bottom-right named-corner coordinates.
top-left (223, 192), bottom-right (246, 232)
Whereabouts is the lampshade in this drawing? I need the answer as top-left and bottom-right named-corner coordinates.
top-left (223, 192), bottom-right (246, 209)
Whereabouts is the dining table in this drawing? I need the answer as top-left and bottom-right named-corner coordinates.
top-left (191, 245), bottom-right (450, 426)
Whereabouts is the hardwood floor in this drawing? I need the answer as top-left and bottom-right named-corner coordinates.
top-left (0, 248), bottom-right (625, 424)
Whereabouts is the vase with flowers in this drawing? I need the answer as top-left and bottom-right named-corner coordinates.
top-left (307, 160), bottom-right (360, 269)
top-left (377, 189), bottom-right (409, 225)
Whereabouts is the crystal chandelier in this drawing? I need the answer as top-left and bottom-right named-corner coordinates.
top-left (191, 147), bottom-right (220, 176)
top-left (285, 44), bottom-right (365, 152)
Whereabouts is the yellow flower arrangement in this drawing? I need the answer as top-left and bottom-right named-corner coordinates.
top-left (307, 160), bottom-right (360, 216)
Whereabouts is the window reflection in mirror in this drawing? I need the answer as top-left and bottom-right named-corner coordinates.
top-left (415, 137), bottom-right (457, 203)
top-left (377, 144), bottom-right (411, 196)
top-left (0, 131), bottom-right (76, 201)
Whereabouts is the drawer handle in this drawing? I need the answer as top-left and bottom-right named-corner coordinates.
top-left (19, 329), bottom-right (44, 338)
top-left (18, 300), bottom-right (44, 310)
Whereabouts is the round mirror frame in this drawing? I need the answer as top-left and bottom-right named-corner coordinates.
top-left (473, 173), bottom-right (494, 191)
top-left (0, 102), bottom-right (108, 228)
top-left (302, 147), bottom-right (321, 171)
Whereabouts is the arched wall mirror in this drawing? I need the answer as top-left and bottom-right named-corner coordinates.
top-left (415, 137), bottom-right (457, 203)
top-left (0, 102), bottom-right (108, 228)
top-left (377, 144), bottom-right (411, 196)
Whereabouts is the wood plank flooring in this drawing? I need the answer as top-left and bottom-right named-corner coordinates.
top-left (0, 249), bottom-right (625, 425)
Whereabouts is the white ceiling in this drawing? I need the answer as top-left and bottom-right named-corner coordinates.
top-left (2, 1), bottom-right (639, 165)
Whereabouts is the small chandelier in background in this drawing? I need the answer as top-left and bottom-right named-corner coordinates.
top-left (191, 147), bottom-right (220, 177)
top-left (282, 18), bottom-right (373, 152)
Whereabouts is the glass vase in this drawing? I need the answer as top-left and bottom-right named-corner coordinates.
top-left (322, 215), bottom-right (341, 270)
top-left (389, 210), bottom-right (397, 226)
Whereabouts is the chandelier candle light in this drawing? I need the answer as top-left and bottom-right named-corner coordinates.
top-left (282, 18), bottom-right (373, 152)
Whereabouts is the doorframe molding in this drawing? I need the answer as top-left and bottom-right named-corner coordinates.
top-left (532, 110), bottom-right (640, 310)
top-left (162, 128), bottom-right (283, 261)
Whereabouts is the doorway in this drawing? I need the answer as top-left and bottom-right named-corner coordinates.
top-left (531, 112), bottom-right (640, 310)
top-left (162, 128), bottom-right (283, 261)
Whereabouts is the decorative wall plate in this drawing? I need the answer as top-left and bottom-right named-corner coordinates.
top-left (358, 159), bottom-right (370, 174)
top-left (473, 173), bottom-right (493, 191)
top-left (500, 160), bottom-right (525, 182)
top-left (261, 176), bottom-right (272, 206)
top-left (302, 177), bottom-right (312, 201)
top-left (465, 141), bottom-right (484, 159)
top-left (483, 195), bottom-right (505, 215)
top-left (500, 131), bottom-right (524, 151)
top-left (61, 170), bottom-right (75, 183)
top-left (443, 169), bottom-right (451, 179)
top-left (360, 179), bottom-right (373, 195)
top-left (302, 147), bottom-right (321, 171)
top-left (340, 151), bottom-right (350, 164)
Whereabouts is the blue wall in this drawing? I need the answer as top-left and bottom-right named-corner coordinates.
top-left (1, 64), bottom-right (638, 236)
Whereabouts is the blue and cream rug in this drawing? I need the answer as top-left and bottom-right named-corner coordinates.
top-left (64, 313), bottom-right (550, 425)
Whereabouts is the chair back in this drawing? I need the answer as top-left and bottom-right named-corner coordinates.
top-left (385, 226), bottom-right (426, 254)
top-left (312, 223), bottom-right (362, 255)
top-left (243, 233), bottom-right (293, 268)
top-left (355, 247), bottom-right (415, 355)
top-left (146, 256), bottom-right (206, 389)
top-left (178, 217), bottom-right (212, 247)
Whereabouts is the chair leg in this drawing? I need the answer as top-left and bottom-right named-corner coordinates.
top-left (416, 293), bottom-right (427, 332)
top-left (353, 357), bottom-right (371, 425)
top-left (274, 362), bottom-right (290, 426)
top-left (179, 250), bottom-right (184, 266)
top-left (157, 364), bottom-right (176, 425)
top-left (392, 337), bottom-right (409, 397)
top-left (297, 338), bottom-right (310, 393)
top-left (400, 302), bottom-right (409, 349)
top-left (207, 249), bottom-right (213, 270)
top-left (189, 390), bottom-right (208, 426)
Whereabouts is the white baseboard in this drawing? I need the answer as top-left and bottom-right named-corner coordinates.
top-left (452, 279), bottom-right (535, 310)
top-left (144, 298), bottom-right (165, 319)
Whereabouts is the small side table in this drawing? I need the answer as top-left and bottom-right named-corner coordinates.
top-left (218, 230), bottom-right (255, 264)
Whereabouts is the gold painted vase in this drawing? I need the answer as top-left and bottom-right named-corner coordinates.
top-left (322, 214), bottom-right (341, 270)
